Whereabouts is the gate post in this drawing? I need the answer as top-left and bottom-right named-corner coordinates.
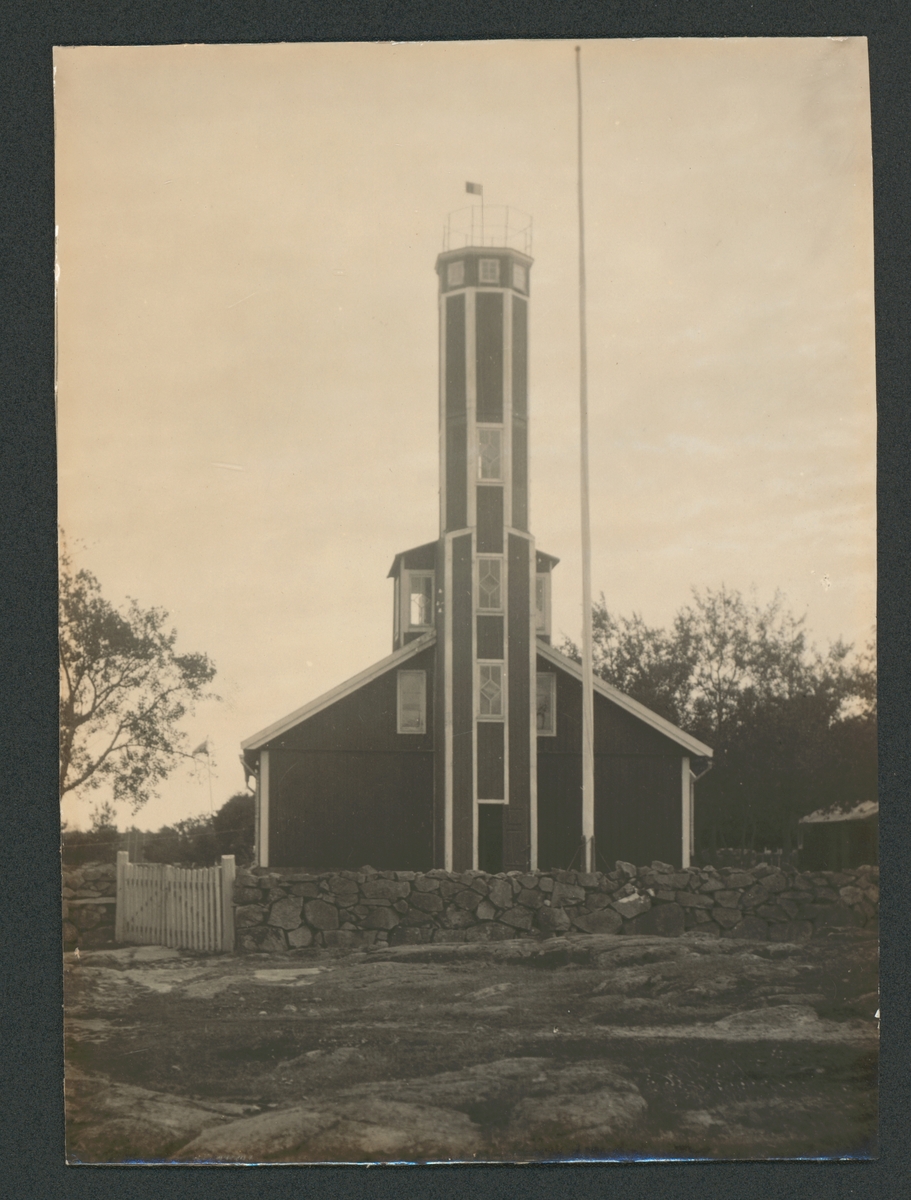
top-left (115, 850), bottom-right (128, 943)
top-left (220, 855), bottom-right (236, 952)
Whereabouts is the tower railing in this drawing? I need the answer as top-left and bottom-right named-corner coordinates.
top-left (442, 206), bottom-right (533, 255)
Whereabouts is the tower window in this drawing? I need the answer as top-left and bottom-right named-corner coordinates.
top-left (397, 670), bottom-right (427, 734)
top-left (512, 263), bottom-right (527, 292)
top-left (536, 672), bottom-right (556, 735)
top-left (447, 260), bottom-right (465, 287)
top-left (477, 557), bottom-right (502, 610)
top-left (479, 258), bottom-right (500, 284)
top-left (478, 663), bottom-right (504, 718)
top-left (478, 427), bottom-right (502, 480)
top-left (407, 572), bottom-right (434, 629)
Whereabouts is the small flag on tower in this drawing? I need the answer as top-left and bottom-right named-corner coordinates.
top-left (465, 182), bottom-right (483, 195)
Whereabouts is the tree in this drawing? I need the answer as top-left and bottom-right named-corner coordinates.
top-left (212, 792), bottom-right (256, 864)
top-left (561, 586), bottom-right (876, 856)
top-left (61, 800), bottom-right (121, 866)
top-left (59, 545), bottom-right (218, 813)
top-left (142, 814), bottom-right (219, 866)
top-left (139, 793), bottom-right (255, 866)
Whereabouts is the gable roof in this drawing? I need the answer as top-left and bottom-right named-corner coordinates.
top-left (536, 640), bottom-right (713, 758)
top-left (242, 631), bottom-right (436, 753)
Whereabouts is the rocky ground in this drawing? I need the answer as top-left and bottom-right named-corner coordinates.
top-left (64, 929), bottom-right (878, 1164)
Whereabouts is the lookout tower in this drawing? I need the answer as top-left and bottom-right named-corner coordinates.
top-left (242, 202), bottom-right (711, 880)
top-left (431, 206), bottom-right (540, 873)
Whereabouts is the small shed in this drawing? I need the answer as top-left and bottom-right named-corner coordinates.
top-left (798, 800), bottom-right (878, 870)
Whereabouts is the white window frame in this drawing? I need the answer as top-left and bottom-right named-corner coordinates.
top-left (397, 670), bottom-right (427, 734)
top-left (512, 262), bottom-right (527, 292)
top-left (535, 573), bottom-right (551, 635)
top-left (477, 425), bottom-right (503, 481)
top-left (536, 672), bottom-right (557, 736)
top-left (447, 260), bottom-right (465, 287)
top-left (403, 570), bottom-right (435, 631)
top-left (479, 258), bottom-right (500, 284)
top-left (477, 661), bottom-right (505, 720)
top-left (477, 556), bottom-right (503, 612)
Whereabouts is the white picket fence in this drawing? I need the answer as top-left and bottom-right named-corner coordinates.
top-left (114, 851), bottom-right (235, 952)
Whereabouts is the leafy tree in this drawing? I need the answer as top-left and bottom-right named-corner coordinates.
top-left (142, 814), bottom-right (219, 866)
top-left (561, 586), bottom-right (875, 856)
top-left (138, 794), bottom-right (254, 866)
top-left (212, 792), bottom-right (256, 864)
top-left (61, 800), bottom-right (121, 866)
top-left (59, 545), bottom-right (218, 813)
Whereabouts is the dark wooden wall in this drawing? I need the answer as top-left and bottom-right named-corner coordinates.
top-left (506, 534), bottom-right (531, 870)
top-left (265, 646), bottom-right (435, 870)
top-left (451, 534), bottom-right (474, 870)
top-left (536, 654), bottom-right (684, 870)
top-left (511, 296), bottom-right (528, 530)
top-left (269, 749), bottom-right (434, 870)
top-left (445, 293), bottom-right (467, 531)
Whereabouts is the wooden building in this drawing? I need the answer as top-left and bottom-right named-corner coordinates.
top-left (242, 212), bottom-right (712, 873)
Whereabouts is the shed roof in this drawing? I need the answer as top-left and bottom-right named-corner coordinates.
top-left (799, 800), bottom-right (878, 825)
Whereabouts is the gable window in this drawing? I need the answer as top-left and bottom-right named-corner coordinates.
top-left (407, 572), bottom-right (434, 629)
top-left (447, 260), bottom-right (465, 287)
top-left (477, 557), bottom-right (502, 611)
top-left (479, 258), bottom-right (500, 284)
top-left (478, 663), bottom-right (504, 718)
top-left (536, 672), bottom-right (556, 735)
top-left (478, 427), bottom-right (502, 480)
top-left (397, 670), bottom-right (427, 734)
top-left (535, 573), bottom-right (550, 635)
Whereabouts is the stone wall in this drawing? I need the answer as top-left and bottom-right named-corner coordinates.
top-left (231, 859), bottom-right (879, 953)
top-left (62, 862), bottom-right (117, 949)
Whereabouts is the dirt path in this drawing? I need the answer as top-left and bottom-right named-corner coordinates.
top-left (64, 929), bottom-right (878, 1163)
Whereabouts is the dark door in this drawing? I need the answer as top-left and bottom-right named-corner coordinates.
top-left (477, 803), bottom-right (505, 874)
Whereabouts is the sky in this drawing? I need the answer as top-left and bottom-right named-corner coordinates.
top-left (55, 38), bottom-right (875, 832)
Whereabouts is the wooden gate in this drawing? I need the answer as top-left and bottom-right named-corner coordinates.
top-left (114, 852), bottom-right (235, 952)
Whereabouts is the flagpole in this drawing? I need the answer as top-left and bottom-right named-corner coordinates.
top-left (576, 45), bottom-right (595, 875)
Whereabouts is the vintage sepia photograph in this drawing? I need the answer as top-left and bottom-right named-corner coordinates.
top-left (56, 38), bottom-right (877, 1163)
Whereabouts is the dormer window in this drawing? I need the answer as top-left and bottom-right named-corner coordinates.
top-left (479, 258), bottom-right (500, 284)
top-left (447, 260), bottom-right (465, 287)
top-left (406, 571), bottom-right (434, 629)
top-left (478, 427), bottom-right (502, 480)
